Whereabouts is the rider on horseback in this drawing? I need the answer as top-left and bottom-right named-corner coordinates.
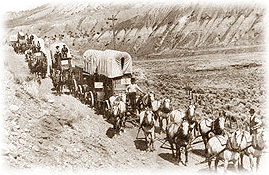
top-left (126, 78), bottom-right (144, 115)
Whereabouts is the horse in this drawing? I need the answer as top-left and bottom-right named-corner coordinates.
top-left (151, 97), bottom-right (174, 132)
top-left (166, 120), bottom-right (195, 165)
top-left (137, 109), bottom-right (155, 152)
top-left (136, 93), bottom-right (154, 114)
top-left (206, 130), bottom-right (244, 173)
top-left (225, 129), bottom-right (252, 169)
top-left (111, 99), bottom-right (126, 135)
top-left (175, 120), bottom-right (196, 166)
top-left (199, 114), bottom-right (226, 149)
top-left (54, 69), bottom-right (63, 95)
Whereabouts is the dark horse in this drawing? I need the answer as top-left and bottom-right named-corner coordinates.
top-left (199, 112), bottom-right (226, 150)
top-left (136, 93), bottom-right (154, 114)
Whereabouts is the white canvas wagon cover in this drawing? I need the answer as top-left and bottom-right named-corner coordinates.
top-left (83, 49), bottom-right (103, 75)
top-left (9, 35), bottom-right (17, 42)
top-left (83, 49), bottom-right (132, 78)
top-left (99, 50), bottom-right (132, 78)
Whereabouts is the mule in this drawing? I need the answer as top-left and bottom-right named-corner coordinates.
top-left (166, 122), bottom-right (181, 158)
top-left (138, 109), bottom-right (155, 152)
top-left (227, 129), bottom-right (252, 169)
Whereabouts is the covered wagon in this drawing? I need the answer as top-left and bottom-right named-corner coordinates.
top-left (49, 42), bottom-right (73, 92)
top-left (81, 49), bottom-right (132, 113)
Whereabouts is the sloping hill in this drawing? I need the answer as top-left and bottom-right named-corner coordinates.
top-left (4, 2), bottom-right (265, 57)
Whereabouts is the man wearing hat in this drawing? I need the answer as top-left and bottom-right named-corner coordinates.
top-left (249, 108), bottom-right (262, 134)
top-left (61, 44), bottom-right (68, 58)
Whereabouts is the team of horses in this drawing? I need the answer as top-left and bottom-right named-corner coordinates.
top-left (106, 92), bottom-right (265, 173)
top-left (25, 50), bottom-right (48, 80)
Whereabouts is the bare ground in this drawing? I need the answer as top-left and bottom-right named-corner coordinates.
top-left (2, 45), bottom-right (268, 174)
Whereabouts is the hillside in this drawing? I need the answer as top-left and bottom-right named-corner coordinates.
top-left (3, 2), bottom-right (265, 57)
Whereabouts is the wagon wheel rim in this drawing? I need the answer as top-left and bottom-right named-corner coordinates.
top-left (78, 85), bottom-right (83, 95)
top-left (72, 79), bottom-right (78, 93)
top-left (104, 100), bottom-right (110, 117)
top-left (89, 91), bottom-right (94, 107)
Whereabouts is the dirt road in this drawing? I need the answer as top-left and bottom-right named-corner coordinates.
top-left (2, 45), bottom-right (266, 174)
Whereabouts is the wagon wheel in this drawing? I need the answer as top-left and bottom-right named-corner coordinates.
top-left (78, 85), bottom-right (83, 100)
top-left (72, 79), bottom-right (78, 97)
top-left (88, 91), bottom-right (94, 107)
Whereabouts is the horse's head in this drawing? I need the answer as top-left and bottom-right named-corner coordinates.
top-left (163, 98), bottom-right (171, 109)
top-left (188, 104), bottom-right (196, 117)
top-left (144, 110), bottom-right (154, 126)
top-left (112, 102), bottom-right (120, 116)
top-left (216, 116), bottom-right (226, 130)
top-left (121, 94), bottom-right (126, 104)
top-left (182, 120), bottom-right (190, 136)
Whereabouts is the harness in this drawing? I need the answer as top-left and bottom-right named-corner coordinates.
top-left (142, 110), bottom-right (154, 128)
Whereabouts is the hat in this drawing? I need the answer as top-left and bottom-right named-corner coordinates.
top-left (249, 108), bottom-right (255, 114)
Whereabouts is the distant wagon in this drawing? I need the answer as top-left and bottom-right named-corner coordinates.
top-left (80, 49), bottom-right (132, 113)
top-left (11, 32), bottom-right (28, 54)
top-left (9, 35), bottom-right (17, 48)
top-left (49, 42), bottom-right (73, 92)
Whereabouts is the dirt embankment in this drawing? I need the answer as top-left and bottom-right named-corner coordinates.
top-left (3, 46), bottom-right (206, 174)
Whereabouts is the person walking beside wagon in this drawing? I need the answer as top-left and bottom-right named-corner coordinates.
top-left (126, 78), bottom-right (144, 115)
top-left (249, 108), bottom-right (264, 149)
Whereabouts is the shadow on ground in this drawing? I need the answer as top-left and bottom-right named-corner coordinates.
top-left (106, 127), bottom-right (116, 138)
top-left (134, 139), bottom-right (148, 151)
top-left (158, 153), bottom-right (178, 165)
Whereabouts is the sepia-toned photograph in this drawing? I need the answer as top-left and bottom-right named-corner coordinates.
top-left (1, 0), bottom-right (268, 174)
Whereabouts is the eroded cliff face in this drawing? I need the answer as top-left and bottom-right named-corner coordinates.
top-left (5, 2), bottom-right (265, 57)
